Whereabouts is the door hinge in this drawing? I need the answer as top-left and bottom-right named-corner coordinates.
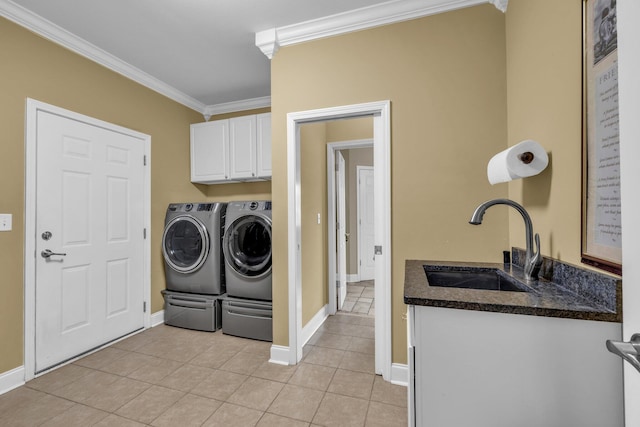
top-left (143, 301), bottom-right (147, 313)
top-left (143, 155), bottom-right (147, 166)
top-left (143, 228), bottom-right (147, 239)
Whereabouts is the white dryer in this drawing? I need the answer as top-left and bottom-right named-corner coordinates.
top-left (223, 200), bottom-right (272, 301)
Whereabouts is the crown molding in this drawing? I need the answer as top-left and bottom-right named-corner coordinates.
top-left (256, 0), bottom-right (507, 59)
top-left (2, 0), bottom-right (506, 113)
top-left (202, 96), bottom-right (271, 120)
top-left (0, 0), bottom-right (208, 113)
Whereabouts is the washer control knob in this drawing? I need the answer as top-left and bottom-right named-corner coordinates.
top-left (184, 203), bottom-right (193, 211)
top-left (249, 201), bottom-right (259, 210)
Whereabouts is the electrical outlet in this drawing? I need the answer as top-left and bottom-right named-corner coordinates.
top-left (0, 214), bottom-right (12, 231)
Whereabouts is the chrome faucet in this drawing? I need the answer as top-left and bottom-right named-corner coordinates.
top-left (469, 198), bottom-right (542, 281)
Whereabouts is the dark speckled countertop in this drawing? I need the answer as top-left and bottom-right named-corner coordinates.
top-left (404, 250), bottom-right (622, 322)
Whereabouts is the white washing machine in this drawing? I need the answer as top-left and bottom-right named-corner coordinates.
top-left (162, 202), bottom-right (226, 295)
top-left (223, 200), bottom-right (272, 301)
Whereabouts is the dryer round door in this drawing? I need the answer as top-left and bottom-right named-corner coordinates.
top-left (163, 215), bottom-right (210, 273)
top-left (223, 215), bottom-right (272, 278)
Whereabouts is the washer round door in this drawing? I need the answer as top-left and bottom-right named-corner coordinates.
top-left (223, 215), bottom-right (272, 278)
top-left (162, 215), bottom-right (210, 273)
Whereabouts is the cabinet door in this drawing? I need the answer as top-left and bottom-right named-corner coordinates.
top-left (256, 113), bottom-right (272, 179)
top-left (190, 120), bottom-right (229, 183)
top-left (412, 305), bottom-right (623, 427)
top-left (229, 115), bottom-right (257, 180)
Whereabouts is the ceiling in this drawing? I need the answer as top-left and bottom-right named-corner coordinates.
top-left (2, 0), bottom-right (502, 115)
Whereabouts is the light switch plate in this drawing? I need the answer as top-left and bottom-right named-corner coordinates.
top-left (0, 214), bottom-right (12, 231)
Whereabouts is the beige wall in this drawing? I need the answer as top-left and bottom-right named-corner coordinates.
top-left (505, 0), bottom-right (584, 264)
top-left (300, 123), bottom-right (329, 325)
top-left (326, 117), bottom-right (374, 142)
top-left (271, 4), bottom-right (509, 362)
top-left (0, 17), bottom-right (270, 375)
top-left (281, 0), bottom-right (589, 366)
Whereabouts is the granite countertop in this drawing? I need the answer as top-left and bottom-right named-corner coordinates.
top-left (404, 253), bottom-right (622, 322)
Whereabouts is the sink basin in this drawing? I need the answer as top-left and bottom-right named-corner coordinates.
top-left (423, 266), bottom-right (529, 292)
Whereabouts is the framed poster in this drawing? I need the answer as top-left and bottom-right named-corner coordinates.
top-left (581, 0), bottom-right (621, 275)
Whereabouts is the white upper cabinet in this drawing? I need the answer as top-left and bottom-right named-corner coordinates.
top-left (190, 112), bottom-right (271, 184)
top-left (190, 120), bottom-right (229, 183)
top-left (229, 115), bottom-right (257, 180)
top-left (256, 113), bottom-right (272, 179)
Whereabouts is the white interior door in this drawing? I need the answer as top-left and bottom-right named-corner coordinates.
top-left (35, 110), bottom-right (146, 373)
top-left (617, 1), bottom-right (640, 424)
top-left (357, 166), bottom-right (375, 281)
top-left (337, 151), bottom-right (347, 309)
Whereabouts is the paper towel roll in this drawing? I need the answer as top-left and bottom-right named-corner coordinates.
top-left (487, 139), bottom-right (548, 185)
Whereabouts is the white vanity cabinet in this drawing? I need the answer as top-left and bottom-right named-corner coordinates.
top-left (408, 305), bottom-right (623, 427)
top-left (190, 113), bottom-right (271, 184)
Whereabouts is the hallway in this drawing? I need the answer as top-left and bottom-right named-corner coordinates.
top-left (338, 280), bottom-right (375, 316)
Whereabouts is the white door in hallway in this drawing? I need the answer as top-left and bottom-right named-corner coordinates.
top-left (358, 166), bottom-right (375, 281)
top-left (35, 109), bottom-right (146, 372)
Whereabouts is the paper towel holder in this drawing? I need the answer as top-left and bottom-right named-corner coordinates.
top-left (518, 152), bottom-right (535, 164)
top-left (486, 139), bottom-right (549, 185)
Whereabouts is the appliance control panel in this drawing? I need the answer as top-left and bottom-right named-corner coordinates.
top-left (246, 201), bottom-right (272, 211)
top-left (168, 203), bottom-right (220, 213)
top-left (197, 203), bottom-right (214, 211)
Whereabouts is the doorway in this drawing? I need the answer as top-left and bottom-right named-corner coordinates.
top-left (327, 141), bottom-right (374, 316)
top-left (287, 100), bottom-right (391, 380)
top-left (24, 99), bottom-right (151, 380)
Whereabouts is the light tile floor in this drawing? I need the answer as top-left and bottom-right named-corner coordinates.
top-left (339, 280), bottom-right (375, 316)
top-left (0, 312), bottom-right (406, 426)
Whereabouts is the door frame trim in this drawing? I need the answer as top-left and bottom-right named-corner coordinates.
top-left (326, 139), bottom-right (373, 315)
top-left (287, 100), bottom-right (391, 380)
top-left (23, 98), bottom-right (152, 381)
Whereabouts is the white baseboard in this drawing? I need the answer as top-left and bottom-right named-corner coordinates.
top-left (301, 304), bottom-right (329, 346)
top-left (269, 345), bottom-right (291, 365)
top-left (390, 363), bottom-right (409, 386)
top-left (269, 305), bottom-right (329, 367)
top-left (0, 366), bottom-right (25, 396)
top-left (150, 310), bottom-right (164, 327)
top-left (347, 274), bottom-right (360, 283)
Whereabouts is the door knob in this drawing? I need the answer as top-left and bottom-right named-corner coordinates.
top-left (606, 333), bottom-right (640, 374)
top-left (41, 249), bottom-right (67, 259)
